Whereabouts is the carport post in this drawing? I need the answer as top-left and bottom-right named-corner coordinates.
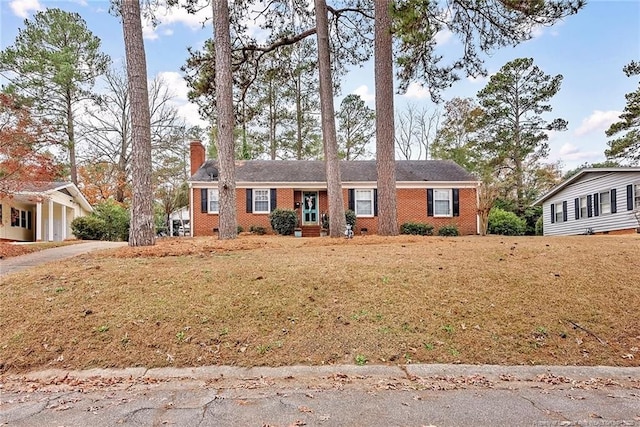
top-left (36, 202), bottom-right (42, 241)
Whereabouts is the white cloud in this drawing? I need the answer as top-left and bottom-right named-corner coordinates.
top-left (434, 28), bottom-right (453, 45)
top-left (402, 82), bottom-right (430, 100)
top-left (142, 23), bottom-right (160, 41)
top-left (156, 71), bottom-right (188, 101)
top-left (556, 142), bottom-right (602, 162)
top-left (574, 110), bottom-right (621, 137)
top-left (141, 3), bottom-right (210, 41)
top-left (9, 0), bottom-right (42, 18)
top-left (466, 74), bottom-right (488, 84)
top-left (530, 24), bottom-right (545, 39)
top-left (352, 85), bottom-right (375, 103)
top-left (177, 101), bottom-right (208, 128)
top-left (155, 71), bottom-right (207, 128)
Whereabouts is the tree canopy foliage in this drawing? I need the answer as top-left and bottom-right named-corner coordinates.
top-left (392, 0), bottom-right (584, 101)
top-left (0, 92), bottom-right (62, 196)
top-left (0, 8), bottom-right (110, 185)
top-left (337, 94), bottom-right (375, 160)
top-left (605, 61), bottom-right (640, 165)
top-left (477, 57), bottom-right (567, 215)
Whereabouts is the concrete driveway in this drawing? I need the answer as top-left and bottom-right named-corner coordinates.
top-left (0, 241), bottom-right (127, 278)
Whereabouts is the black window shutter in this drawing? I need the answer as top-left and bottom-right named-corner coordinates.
top-left (593, 193), bottom-right (599, 216)
top-left (452, 189), bottom-right (460, 217)
top-left (587, 195), bottom-right (593, 217)
top-left (270, 189), bottom-right (277, 211)
top-left (550, 203), bottom-right (555, 223)
top-left (574, 198), bottom-right (580, 220)
top-left (427, 189), bottom-right (434, 217)
top-left (373, 189), bottom-right (378, 216)
top-left (28, 210), bottom-right (32, 230)
top-left (201, 189), bottom-right (208, 213)
top-left (611, 189), bottom-right (617, 214)
top-left (562, 201), bottom-right (568, 222)
top-left (246, 189), bottom-right (253, 213)
top-left (348, 189), bottom-right (355, 211)
top-left (627, 184), bottom-right (634, 211)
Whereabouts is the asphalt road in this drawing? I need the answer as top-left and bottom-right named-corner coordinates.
top-left (1, 365), bottom-right (639, 426)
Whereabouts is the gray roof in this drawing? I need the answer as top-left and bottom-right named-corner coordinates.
top-left (18, 181), bottom-right (71, 192)
top-left (190, 160), bottom-right (476, 183)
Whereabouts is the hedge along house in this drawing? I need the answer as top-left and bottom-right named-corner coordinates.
top-left (0, 181), bottom-right (93, 242)
top-left (188, 141), bottom-right (480, 237)
top-left (533, 167), bottom-right (640, 236)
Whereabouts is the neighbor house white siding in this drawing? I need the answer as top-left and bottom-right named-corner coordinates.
top-left (542, 171), bottom-right (640, 236)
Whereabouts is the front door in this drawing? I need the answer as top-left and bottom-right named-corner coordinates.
top-left (302, 191), bottom-right (318, 225)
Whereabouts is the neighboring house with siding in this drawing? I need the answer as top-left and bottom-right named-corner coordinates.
top-left (188, 141), bottom-right (480, 236)
top-left (534, 168), bottom-right (640, 236)
top-left (0, 181), bottom-right (93, 242)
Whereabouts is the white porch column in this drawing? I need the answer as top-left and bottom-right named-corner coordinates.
top-left (48, 199), bottom-right (54, 242)
top-left (36, 202), bottom-right (43, 241)
top-left (61, 205), bottom-right (67, 240)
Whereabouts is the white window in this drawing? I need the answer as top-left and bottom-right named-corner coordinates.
top-left (208, 188), bottom-right (219, 213)
top-left (635, 184), bottom-right (640, 209)
top-left (555, 202), bottom-right (564, 223)
top-left (579, 196), bottom-right (587, 219)
top-left (599, 190), bottom-right (611, 215)
top-left (355, 189), bottom-right (374, 217)
top-left (253, 189), bottom-right (270, 213)
top-left (434, 189), bottom-right (452, 217)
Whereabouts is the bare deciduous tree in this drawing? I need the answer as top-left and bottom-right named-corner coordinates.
top-left (395, 104), bottom-right (440, 160)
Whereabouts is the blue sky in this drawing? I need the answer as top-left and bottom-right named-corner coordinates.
top-left (1, 0), bottom-right (639, 171)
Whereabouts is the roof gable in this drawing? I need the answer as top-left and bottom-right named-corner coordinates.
top-left (533, 167), bottom-right (640, 205)
top-left (190, 160), bottom-right (476, 183)
top-left (9, 181), bottom-right (93, 212)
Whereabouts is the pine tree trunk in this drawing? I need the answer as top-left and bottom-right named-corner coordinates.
top-left (213, 0), bottom-right (237, 240)
top-left (375, 0), bottom-right (398, 236)
top-left (315, 0), bottom-right (346, 237)
top-left (121, 0), bottom-right (155, 247)
top-left (66, 92), bottom-right (78, 185)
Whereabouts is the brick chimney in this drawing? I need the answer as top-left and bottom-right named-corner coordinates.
top-left (190, 140), bottom-right (205, 176)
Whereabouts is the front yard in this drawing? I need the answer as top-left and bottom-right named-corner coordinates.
top-left (0, 234), bottom-right (638, 373)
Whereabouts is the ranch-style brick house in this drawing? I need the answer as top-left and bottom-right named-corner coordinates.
top-left (534, 167), bottom-right (640, 236)
top-left (188, 141), bottom-right (480, 236)
top-left (0, 181), bottom-right (93, 242)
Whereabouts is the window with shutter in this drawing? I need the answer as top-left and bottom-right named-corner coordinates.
top-left (599, 190), bottom-right (611, 215)
top-left (579, 196), bottom-right (587, 219)
top-left (354, 189), bottom-right (374, 217)
top-left (253, 189), bottom-right (270, 213)
top-left (208, 189), bottom-right (219, 213)
top-left (554, 202), bottom-right (564, 223)
top-left (433, 189), bottom-right (452, 217)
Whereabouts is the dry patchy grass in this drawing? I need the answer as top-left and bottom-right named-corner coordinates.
top-left (0, 234), bottom-right (638, 374)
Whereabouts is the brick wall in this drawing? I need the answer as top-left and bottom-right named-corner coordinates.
top-left (190, 141), bottom-right (205, 176)
top-left (193, 187), bottom-right (296, 236)
top-left (192, 186), bottom-right (478, 236)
